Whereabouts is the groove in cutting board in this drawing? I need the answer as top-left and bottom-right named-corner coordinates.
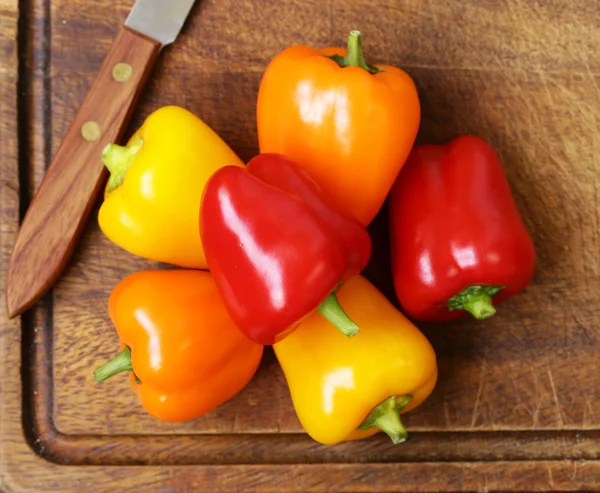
top-left (23, 299), bottom-right (600, 466)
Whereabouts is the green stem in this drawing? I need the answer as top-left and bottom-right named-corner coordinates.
top-left (324, 30), bottom-right (382, 74)
top-left (94, 347), bottom-right (138, 383)
top-left (102, 135), bottom-right (144, 193)
top-left (317, 292), bottom-right (360, 337)
top-left (448, 285), bottom-right (504, 320)
top-left (359, 395), bottom-right (413, 444)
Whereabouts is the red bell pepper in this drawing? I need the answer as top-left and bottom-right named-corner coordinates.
top-left (200, 153), bottom-right (372, 345)
top-left (388, 135), bottom-right (536, 322)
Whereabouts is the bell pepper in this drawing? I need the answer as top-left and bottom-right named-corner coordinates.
top-left (93, 269), bottom-right (264, 422)
top-left (273, 275), bottom-right (437, 445)
top-left (199, 152), bottom-right (372, 345)
top-left (98, 105), bottom-right (244, 269)
top-left (389, 134), bottom-right (536, 322)
top-left (256, 30), bottom-right (421, 226)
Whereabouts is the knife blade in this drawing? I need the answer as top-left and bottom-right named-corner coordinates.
top-left (6, 0), bottom-right (198, 318)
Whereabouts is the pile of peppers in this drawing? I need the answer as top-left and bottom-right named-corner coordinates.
top-left (93, 30), bottom-right (535, 446)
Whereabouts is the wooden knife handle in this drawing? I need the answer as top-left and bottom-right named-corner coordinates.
top-left (6, 25), bottom-right (160, 318)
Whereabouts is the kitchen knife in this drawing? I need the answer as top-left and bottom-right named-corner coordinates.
top-left (6, 0), bottom-right (198, 318)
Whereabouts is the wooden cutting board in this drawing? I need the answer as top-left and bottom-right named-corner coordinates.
top-left (2, 0), bottom-right (599, 491)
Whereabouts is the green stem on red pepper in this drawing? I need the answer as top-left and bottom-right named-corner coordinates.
top-left (317, 292), bottom-right (360, 337)
top-left (448, 285), bottom-right (504, 320)
top-left (358, 395), bottom-right (413, 444)
top-left (94, 346), bottom-right (141, 384)
top-left (102, 135), bottom-right (144, 194)
top-left (325, 30), bottom-right (383, 74)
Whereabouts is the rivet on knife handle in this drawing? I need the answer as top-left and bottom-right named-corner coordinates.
top-left (5, 26), bottom-right (160, 318)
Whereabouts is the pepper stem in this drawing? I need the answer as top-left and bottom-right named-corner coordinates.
top-left (317, 292), bottom-right (360, 337)
top-left (102, 135), bottom-right (144, 193)
top-left (325, 30), bottom-right (382, 74)
top-left (448, 285), bottom-right (504, 320)
top-left (359, 395), bottom-right (413, 444)
top-left (94, 347), bottom-right (134, 382)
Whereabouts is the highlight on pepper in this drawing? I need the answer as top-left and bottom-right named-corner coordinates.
top-left (388, 134), bottom-right (536, 323)
top-left (199, 152), bottom-right (372, 345)
top-left (257, 29), bottom-right (421, 226)
top-left (93, 269), bottom-right (264, 423)
top-left (97, 105), bottom-right (244, 270)
top-left (273, 275), bottom-right (438, 445)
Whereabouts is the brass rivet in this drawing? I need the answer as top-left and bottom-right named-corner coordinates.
top-left (81, 121), bottom-right (101, 141)
top-left (112, 62), bottom-right (133, 82)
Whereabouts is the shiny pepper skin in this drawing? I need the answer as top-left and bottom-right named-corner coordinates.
top-left (257, 30), bottom-right (421, 226)
top-left (273, 275), bottom-right (438, 445)
top-left (93, 269), bottom-right (264, 422)
top-left (389, 135), bottom-right (536, 322)
top-left (200, 153), bottom-right (372, 345)
top-left (98, 105), bottom-right (244, 269)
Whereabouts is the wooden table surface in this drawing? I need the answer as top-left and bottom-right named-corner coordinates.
top-left (1, 0), bottom-right (599, 491)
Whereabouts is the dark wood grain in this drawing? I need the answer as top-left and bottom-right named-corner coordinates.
top-left (5, 25), bottom-right (160, 318)
top-left (1, 0), bottom-right (600, 491)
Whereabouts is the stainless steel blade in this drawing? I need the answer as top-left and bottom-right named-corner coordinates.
top-left (125, 0), bottom-right (197, 47)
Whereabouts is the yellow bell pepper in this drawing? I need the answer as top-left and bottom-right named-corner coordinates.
top-left (273, 275), bottom-right (438, 445)
top-left (98, 105), bottom-right (243, 269)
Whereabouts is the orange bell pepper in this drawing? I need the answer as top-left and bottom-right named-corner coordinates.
top-left (93, 269), bottom-right (264, 422)
top-left (256, 30), bottom-right (421, 226)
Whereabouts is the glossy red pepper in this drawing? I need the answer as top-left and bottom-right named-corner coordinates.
top-left (388, 135), bottom-right (536, 322)
top-left (200, 153), bottom-right (372, 345)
